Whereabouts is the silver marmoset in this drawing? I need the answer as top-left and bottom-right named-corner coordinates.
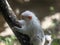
top-left (14, 10), bottom-right (45, 45)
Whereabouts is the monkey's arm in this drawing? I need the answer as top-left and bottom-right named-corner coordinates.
top-left (13, 20), bottom-right (26, 33)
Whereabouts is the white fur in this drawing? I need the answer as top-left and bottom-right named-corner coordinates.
top-left (14, 10), bottom-right (45, 45)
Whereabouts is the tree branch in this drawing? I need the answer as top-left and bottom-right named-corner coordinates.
top-left (0, 0), bottom-right (22, 28)
top-left (0, 0), bottom-right (30, 45)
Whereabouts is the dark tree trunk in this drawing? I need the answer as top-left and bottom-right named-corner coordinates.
top-left (0, 0), bottom-right (30, 45)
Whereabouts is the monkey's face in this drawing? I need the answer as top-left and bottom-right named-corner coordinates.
top-left (21, 15), bottom-right (32, 21)
top-left (21, 10), bottom-right (35, 21)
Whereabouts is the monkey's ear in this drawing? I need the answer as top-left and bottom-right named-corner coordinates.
top-left (28, 16), bottom-right (32, 20)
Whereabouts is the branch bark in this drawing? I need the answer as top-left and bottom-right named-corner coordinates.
top-left (0, 0), bottom-right (30, 45)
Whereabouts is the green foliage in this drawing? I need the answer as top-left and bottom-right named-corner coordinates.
top-left (52, 39), bottom-right (60, 45)
top-left (0, 35), bottom-right (17, 45)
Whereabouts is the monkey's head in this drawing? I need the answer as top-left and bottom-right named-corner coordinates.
top-left (21, 10), bottom-right (36, 21)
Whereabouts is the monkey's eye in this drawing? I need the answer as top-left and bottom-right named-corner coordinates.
top-left (21, 16), bottom-right (28, 20)
top-left (21, 16), bottom-right (26, 19)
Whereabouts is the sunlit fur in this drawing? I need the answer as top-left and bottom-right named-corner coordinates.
top-left (14, 10), bottom-right (45, 45)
